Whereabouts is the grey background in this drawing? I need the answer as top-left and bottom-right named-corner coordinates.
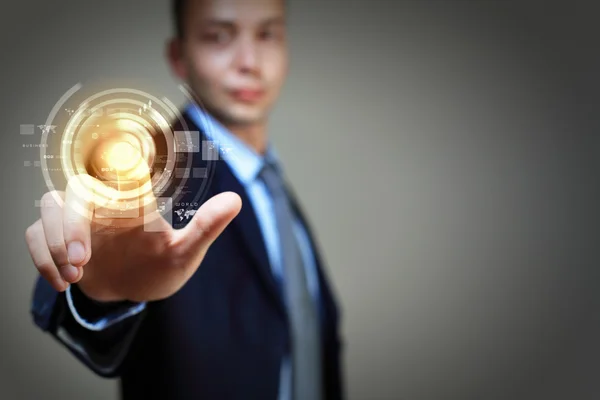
top-left (0, 0), bottom-right (599, 399)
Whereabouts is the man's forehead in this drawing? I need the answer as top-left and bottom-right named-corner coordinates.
top-left (189, 0), bottom-right (285, 22)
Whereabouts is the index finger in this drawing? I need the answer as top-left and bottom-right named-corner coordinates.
top-left (63, 174), bottom-right (96, 267)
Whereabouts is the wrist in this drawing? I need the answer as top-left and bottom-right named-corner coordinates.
top-left (75, 280), bottom-right (130, 304)
top-left (68, 284), bottom-right (141, 322)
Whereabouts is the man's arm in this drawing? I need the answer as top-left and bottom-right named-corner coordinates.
top-left (31, 276), bottom-right (147, 378)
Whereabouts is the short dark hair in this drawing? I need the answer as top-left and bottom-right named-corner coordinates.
top-left (173, 0), bottom-right (287, 39)
top-left (172, 0), bottom-right (186, 39)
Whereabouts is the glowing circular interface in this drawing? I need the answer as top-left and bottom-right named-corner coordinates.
top-left (39, 85), bottom-right (217, 229)
top-left (107, 141), bottom-right (141, 171)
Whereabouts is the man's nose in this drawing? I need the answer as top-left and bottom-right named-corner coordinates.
top-left (234, 37), bottom-right (260, 75)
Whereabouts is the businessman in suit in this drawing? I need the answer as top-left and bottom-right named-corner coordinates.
top-left (25, 0), bottom-right (343, 399)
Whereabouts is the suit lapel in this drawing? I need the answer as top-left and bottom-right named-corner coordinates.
top-left (214, 159), bottom-right (287, 316)
top-left (178, 111), bottom-right (287, 315)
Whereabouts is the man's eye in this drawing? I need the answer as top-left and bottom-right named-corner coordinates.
top-left (258, 30), bottom-right (278, 41)
top-left (203, 31), bottom-right (231, 43)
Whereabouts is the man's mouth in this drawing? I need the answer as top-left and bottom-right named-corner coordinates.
top-left (229, 88), bottom-right (265, 103)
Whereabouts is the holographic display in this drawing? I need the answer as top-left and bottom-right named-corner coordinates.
top-left (23, 83), bottom-right (220, 231)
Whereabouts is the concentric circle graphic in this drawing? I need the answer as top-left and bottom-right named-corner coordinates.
top-left (40, 84), bottom-right (217, 229)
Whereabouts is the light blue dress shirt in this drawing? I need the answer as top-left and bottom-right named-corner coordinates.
top-left (67, 103), bottom-right (321, 400)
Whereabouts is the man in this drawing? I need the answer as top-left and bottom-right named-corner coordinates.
top-left (26, 0), bottom-right (343, 399)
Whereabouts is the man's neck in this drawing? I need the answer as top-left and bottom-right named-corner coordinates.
top-left (226, 123), bottom-right (268, 155)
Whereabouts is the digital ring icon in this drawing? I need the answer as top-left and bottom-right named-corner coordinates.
top-left (40, 85), bottom-right (204, 228)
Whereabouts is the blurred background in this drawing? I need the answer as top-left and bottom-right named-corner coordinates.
top-left (0, 0), bottom-right (598, 399)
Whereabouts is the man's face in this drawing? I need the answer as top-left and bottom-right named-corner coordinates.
top-left (172, 0), bottom-right (288, 127)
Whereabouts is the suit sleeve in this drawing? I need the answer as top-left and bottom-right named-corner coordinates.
top-left (30, 275), bottom-right (147, 378)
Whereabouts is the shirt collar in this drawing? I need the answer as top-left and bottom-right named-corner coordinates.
top-left (185, 103), bottom-right (281, 185)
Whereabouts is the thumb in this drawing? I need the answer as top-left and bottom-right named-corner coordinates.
top-left (171, 191), bottom-right (242, 255)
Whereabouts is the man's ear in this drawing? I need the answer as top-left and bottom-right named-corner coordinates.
top-left (166, 38), bottom-right (187, 80)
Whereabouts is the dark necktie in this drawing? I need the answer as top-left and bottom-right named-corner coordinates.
top-left (259, 161), bottom-right (322, 400)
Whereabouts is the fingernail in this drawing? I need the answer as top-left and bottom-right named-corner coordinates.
top-left (53, 278), bottom-right (67, 291)
top-left (67, 241), bottom-right (85, 265)
top-left (60, 265), bottom-right (79, 283)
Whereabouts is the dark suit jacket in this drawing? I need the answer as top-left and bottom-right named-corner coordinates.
top-left (30, 111), bottom-right (344, 400)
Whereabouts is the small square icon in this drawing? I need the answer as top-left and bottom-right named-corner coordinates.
top-left (202, 140), bottom-right (220, 161)
top-left (175, 131), bottom-right (200, 153)
top-left (175, 168), bottom-right (190, 179)
top-left (20, 124), bottom-right (35, 135)
top-left (193, 168), bottom-right (207, 178)
top-left (145, 197), bottom-right (172, 232)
